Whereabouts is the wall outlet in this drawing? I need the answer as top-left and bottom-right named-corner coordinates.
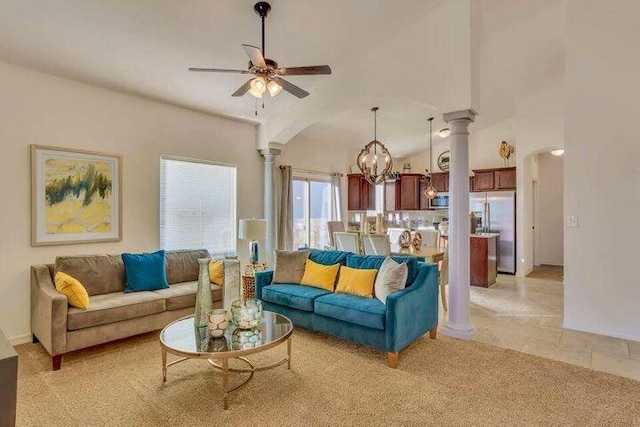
top-left (567, 215), bottom-right (579, 228)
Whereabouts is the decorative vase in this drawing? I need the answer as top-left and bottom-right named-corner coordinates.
top-left (231, 299), bottom-right (263, 329)
top-left (194, 258), bottom-right (212, 328)
top-left (207, 309), bottom-right (229, 338)
top-left (231, 327), bottom-right (263, 350)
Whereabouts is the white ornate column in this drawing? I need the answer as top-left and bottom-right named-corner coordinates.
top-left (441, 109), bottom-right (476, 340)
top-left (258, 147), bottom-right (281, 267)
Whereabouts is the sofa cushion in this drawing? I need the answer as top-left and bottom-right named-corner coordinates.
top-left (262, 284), bottom-right (331, 312)
top-left (308, 249), bottom-right (350, 266)
top-left (314, 293), bottom-right (386, 330)
top-left (165, 249), bottom-right (210, 284)
top-left (122, 250), bottom-right (169, 293)
top-left (67, 291), bottom-right (166, 331)
top-left (54, 272), bottom-right (90, 309)
top-left (151, 281), bottom-right (223, 311)
top-left (273, 250), bottom-right (310, 284)
top-left (55, 254), bottom-right (126, 296)
top-left (346, 254), bottom-right (418, 286)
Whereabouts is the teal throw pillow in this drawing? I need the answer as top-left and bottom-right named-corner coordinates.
top-left (122, 250), bottom-right (169, 293)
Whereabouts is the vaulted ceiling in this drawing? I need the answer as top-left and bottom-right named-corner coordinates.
top-left (0, 0), bottom-right (564, 157)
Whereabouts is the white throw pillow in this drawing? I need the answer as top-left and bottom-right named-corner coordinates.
top-left (374, 257), bottom-right (408, 304)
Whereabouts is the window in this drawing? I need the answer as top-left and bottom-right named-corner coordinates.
top-left (293, 177), bottom-right (333, 249)
top-left (160, 158), bottom-right (237, 257)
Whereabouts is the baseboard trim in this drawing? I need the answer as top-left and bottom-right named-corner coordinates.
top-left (8, 333), bottom-right (32, 346)
top-left (562, 320), bottom-right (640, 343)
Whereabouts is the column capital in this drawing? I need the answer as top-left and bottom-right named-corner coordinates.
top-left (258, 147), bottom-right (281, 161)
top-left (443, 109), bottom-right (477, 124)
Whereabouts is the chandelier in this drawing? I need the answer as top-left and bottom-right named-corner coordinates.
top-left (424, 117), bottom-right (438, 199)
top-left (357, 107), bottom-right (393, 185)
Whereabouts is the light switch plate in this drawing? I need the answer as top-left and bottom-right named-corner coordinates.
top-left (567, 215), bottom-right (579, 228)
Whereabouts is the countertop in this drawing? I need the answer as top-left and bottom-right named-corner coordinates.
top-left (440, 233), bottom-right (499, 239)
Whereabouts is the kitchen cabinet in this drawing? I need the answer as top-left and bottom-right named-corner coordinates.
top-left (430, 172), bottom-right (449, 192)
top-left (347, 174), bottom-right (375, 211)
top-left (419, 177), bottom-right (430, 210)
top-left (384, 174), bottom-right (425, 211)
top-left (471, 167), bottom-right (516, 191)
top-left (470, 234), bottom-right (498, 287)
top-left (495, 168), bottom-right (516, 190)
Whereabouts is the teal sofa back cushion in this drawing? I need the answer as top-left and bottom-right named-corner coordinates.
top-left (121, 250), bottom-right (169, 293)
top-left (307, 249), bottom-right (350, 266)
top-left (346, 254), bottom-right (419, 286)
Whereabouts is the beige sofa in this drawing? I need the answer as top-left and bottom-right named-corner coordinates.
top-left (31, 249), bottom-right (239, 370)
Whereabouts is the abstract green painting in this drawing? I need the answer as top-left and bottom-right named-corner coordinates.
top-left (31, 145), bottom-right (122, 246)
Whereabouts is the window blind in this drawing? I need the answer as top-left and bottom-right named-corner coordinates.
top-left (160, 158), bottom-right (237, 257)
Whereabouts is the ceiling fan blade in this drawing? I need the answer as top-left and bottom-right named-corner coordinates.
top-left (277, 65), bottom-right (332, 76)
top-left (242, 44), bottom-right (267, 68)
top-left (272, 77), bottom-right (310, 98)
top-left (188, 67), bottom-right (250, 74)
top-left (231, 80), bottom-right (253, 97)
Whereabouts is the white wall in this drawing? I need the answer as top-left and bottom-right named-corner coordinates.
top-left (564, 0), bottom-right (640, 341)
top-left (0, 61), bottom-right (261, 344)
top-left (537, 153), bottom-right (563, 266)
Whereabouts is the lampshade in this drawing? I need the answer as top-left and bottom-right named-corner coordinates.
top-left (239, 218), bottom-right (267, 240)
top-left (249, 77), bottom-right (267, 98)
top-left (267, 79), bottom-right (282, 97)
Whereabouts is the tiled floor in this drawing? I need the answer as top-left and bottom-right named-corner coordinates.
top-left (440, 272), bottom-right (640, 380)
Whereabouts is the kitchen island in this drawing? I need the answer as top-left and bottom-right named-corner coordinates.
top-left (441, 232), bottom-right (499, 287)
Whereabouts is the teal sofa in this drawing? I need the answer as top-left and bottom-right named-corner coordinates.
top-left (255, 249), bottom-right (439, 368)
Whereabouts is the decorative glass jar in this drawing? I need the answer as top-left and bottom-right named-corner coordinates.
top-left (231, 327), bottom-right (263, 350)
top-left (231, 299), bottom-right (263, 329)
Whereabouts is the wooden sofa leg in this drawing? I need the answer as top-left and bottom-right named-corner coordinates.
top-left (429, 325), bottom-right (438, 339)
top-left (32, 334), bottom-right (39, 344)
top-left (387, 352), bottom-right (398, 369)
top-left (52, 355), bottom-right (63, 371)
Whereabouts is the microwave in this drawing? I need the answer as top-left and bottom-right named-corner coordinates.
top-left (429, 192), bottom-right (449, 209)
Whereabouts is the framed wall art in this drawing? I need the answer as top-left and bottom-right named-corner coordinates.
top-left (31, 145), bottom-right (122, 246)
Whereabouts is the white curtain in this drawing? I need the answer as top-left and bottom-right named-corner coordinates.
top-left (332, 173), bottom-right (343, 222)
top-left (277, 165), bottom-right (294, 250)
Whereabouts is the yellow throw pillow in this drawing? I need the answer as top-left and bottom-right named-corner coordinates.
top-left (54, 272), bottom-right (90, 309)
top-left (300, 259), bottom-right (340, 292)
top-left (335, 266), bottom-right (378, 298)
top-left (209, 260), bottom-right (224, 285)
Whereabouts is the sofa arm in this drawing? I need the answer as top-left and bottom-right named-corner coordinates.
top-left (30, 266), bottom-right (67, 356)
top-left (385, 263), bottom-right (439, 353)
top-left (254, 270), bottom-right (273, 300)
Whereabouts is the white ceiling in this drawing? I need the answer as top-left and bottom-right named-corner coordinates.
top-left (0, 0), bottom-right (435, 122)
top-left (1, 0), bottom-right (564, 157)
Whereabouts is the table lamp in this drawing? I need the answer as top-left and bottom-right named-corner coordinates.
top-left (239, 218), bottom-right (267, 264)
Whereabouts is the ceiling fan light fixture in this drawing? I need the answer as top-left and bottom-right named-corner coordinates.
top-left (267, 79), bottom-right (282, 97)
top-left (438, 128), bottom-right (451, 138)
top-left (248, 76), bottom-right (267, 98)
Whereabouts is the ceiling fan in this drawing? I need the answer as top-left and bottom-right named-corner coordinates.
top-left (188, 2), bottom-right (332, 99)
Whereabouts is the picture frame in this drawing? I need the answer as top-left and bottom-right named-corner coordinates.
top-left (31, 145), bottom-right (122, 246)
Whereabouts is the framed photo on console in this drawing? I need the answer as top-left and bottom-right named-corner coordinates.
top-left (31, 145), bottom-right (122, 246)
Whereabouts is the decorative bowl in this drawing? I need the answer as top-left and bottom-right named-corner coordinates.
top-left (231, 327), bottom-right (263, 350)
top-left (207, 309), bottom-right (229, 338)
top-left (231, 299), bottom-right (263, 329)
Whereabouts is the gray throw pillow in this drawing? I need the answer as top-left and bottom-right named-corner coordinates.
top-left (374, 257), bottom-right (408, 304)
top-left (273, 250), bottom-right (310, 284)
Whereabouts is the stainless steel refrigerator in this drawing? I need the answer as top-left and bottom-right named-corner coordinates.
top-left (470, 191), bottom-right (516, 274)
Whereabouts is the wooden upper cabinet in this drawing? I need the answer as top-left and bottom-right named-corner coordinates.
top-left (399, 174), bottom-right (422, 210)
top-left (430, 172), bottom-right (449, 192)
top-left (473, 170), bottom-right (495, 191)
top-left (471, 167), bottom-right (516, 192)
top-left (347, 174), bottom-right (375, 210)
top-left (495, 168), bottom-right (516, 190)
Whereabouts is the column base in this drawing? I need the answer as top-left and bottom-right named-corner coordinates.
top-left (440, 321), bottom-right (475, 340)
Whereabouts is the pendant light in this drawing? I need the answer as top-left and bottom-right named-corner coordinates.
top-left (424, 117), bottom-right (438, 199)
top-left (357, 107), bottom-right (393, 185)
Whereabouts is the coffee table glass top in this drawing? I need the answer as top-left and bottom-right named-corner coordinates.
top-left (160, 311), bottom-right (293, 356)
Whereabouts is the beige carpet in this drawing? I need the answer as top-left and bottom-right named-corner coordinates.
top-left (16, 328), bottom-right (640, 426)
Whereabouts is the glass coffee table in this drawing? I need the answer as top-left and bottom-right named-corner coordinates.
top-left (159, 311), bottom-right (293, 409)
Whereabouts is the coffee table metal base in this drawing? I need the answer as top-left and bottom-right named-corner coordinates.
top-left (162, 337), bottom-right (292, 409)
